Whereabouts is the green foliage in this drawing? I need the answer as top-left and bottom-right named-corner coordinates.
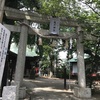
top-left (82, 0), bottom-right (100, 15)
top-left (5, 0), bottom-right (19, 8)
top-left (5, 0), bottom-right (40, 10)
top-left (38, 0), bottom-right (78, 17)
top-left (19, 0), bottom-right (40, 10)
top-left (60, 27), bottom-right (75, 32)
top-left (41, 57), bottom-right (50, 68)
top-left (27, 35), bottom-right (35, 46)
top-left (56, 67), bottom-right (69, 78)
top-left (40, 24), bottom-right (49, 30)
top-left (43, 45), bottom-right (52, 56)
top-left (41, 45), bottom-right (52, 69)
top-left (11, 32), bottom-right (20, 45)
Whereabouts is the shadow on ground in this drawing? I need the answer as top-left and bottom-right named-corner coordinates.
top-left (22, 77), bottom-right (100, 100)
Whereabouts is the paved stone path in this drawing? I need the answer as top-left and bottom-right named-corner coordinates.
top-left (22, 77), bottom-right (100, 100)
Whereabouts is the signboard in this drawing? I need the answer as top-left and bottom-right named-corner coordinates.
top-left (0, 23), bottom-right (10, 87)
top-left (49, 18), bottom-right (60, 35)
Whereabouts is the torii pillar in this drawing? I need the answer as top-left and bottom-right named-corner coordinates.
top-left (77, 27), bottom-right (86, 88)
top-left (14, 20), bottom-right (29, 86)
top-left (71, 27), bottom-right (95, 100)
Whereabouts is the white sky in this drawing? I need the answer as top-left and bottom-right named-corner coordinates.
top-left (58, 51), bottom-right (67, 59)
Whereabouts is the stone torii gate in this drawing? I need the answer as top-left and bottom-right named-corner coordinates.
top-left (0, 4), bottom-right (96, 99)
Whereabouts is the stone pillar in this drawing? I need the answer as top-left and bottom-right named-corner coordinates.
top-left (70, 27), bottom-right (96, 100)
top-left (14, 20), bottom-right (29, 86)
top-left (70, 27), bottom-right (95, 100)
top-left (77, 27), bottom-right (86, 88)
top-left (0, 0), bottom-right (5, 23)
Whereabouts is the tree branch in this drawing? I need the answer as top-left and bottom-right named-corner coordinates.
top-left (81, 1), bottom-right (100, 16)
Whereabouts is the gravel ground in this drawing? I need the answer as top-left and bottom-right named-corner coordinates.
top-left (22, 77), bottom-right (100, 100)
